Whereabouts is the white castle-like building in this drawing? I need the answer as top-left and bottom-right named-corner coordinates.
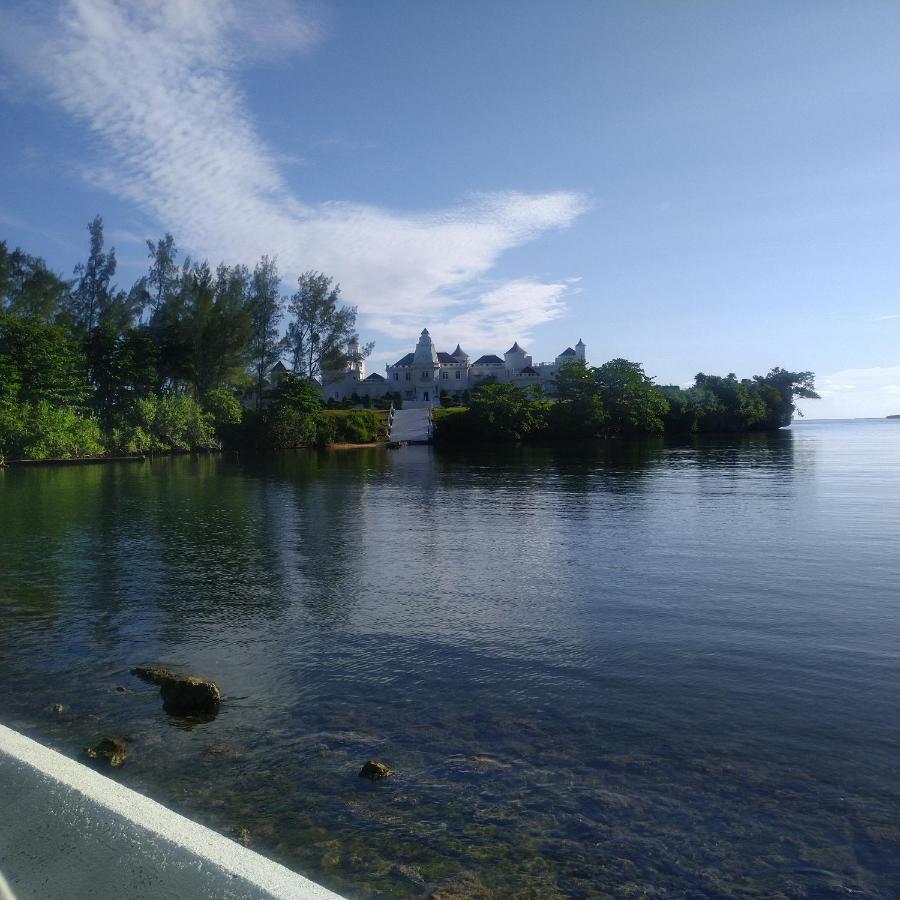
top-left (323, 329), bottom-right (586, 406)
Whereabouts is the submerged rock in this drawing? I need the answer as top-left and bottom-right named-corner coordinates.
top-left (131, 665), bottom-right (221, 716)
top-left (392, 863), bottom-right (426, 888)
top-left (359, 759), bottom-right (393, 781)
top-left (223, 825), bottom-right (252, 847)
top-left (47, 703), bottom-right (65, 715)
top-left (430, 875), bottom-right (495, 899)
top-left (201, 742), bottom-right (243, 761)
top-left (160, 675), bottom-right (221, 715)
top-left (83, 737), bottom-right (128, 768)
top-left (131, 665), bottom-right (176, 684)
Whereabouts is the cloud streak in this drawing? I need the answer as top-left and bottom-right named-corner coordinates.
top-left (16, 0), bottom-right (586, 350)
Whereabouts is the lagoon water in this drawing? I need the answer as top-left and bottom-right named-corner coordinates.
top-left (0, 420), bottom-right (897, 898)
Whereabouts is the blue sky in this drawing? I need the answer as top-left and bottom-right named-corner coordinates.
top-left (1, 0), bottom-right (897, 416)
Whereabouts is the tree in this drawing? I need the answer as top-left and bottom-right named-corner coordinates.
top-left (552, 360), bottom-right (607, 436)
top-left (263, 372), bottom-right (334, 447)
top-left (284, 271), bottom-right (372, 380)
top-left (660, 384), bottom-right (699, 433)
top-left (753, 368), bottom-right (819, 427)
top-left (68, 216), bottom-right (119, 334)
top-left (594, 358), bottom-right (669, 436)
top-left (146, 233), bottom-right (181, 318)
top-left (0, 311), bottom-right (98, 459)
top-left (178, 261), bottom-right (252, 400)
top-left (0, 311), bottom-right (90, 408)
top-left (0, 241), bottom-right (70, 321)
top-left (248, 256), bottom-right (284, 409)
top-left (468, 383), bottom-right (547, 441)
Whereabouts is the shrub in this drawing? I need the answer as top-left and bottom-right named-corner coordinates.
top-left (263, 373), bottom-right (334, 448)
top-left (335, 410), bottom-right (387, 443)
top-left (112, 392), bottom-right (217, 453)
top-left (204, 387), bottom-right (243, 428)
top-left (1, 402), bottom-right (103, 459)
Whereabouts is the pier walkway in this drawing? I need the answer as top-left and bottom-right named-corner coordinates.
top-left (388, 406), bottom-right (432, 444)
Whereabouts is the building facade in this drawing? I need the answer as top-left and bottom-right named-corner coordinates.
top-left (323, 329), bottom-right (586, 405)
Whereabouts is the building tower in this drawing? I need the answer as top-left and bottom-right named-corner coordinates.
top-left (452, 344), bottom-right (469, 364)
top-left (412, 328), bottom-right (439, 403)
top-left (576, 338), bottom-right (586, 363)
top-left (504, 341), bottom-right (532, 375)
top-left (347, 337), bottom-right (364, 382)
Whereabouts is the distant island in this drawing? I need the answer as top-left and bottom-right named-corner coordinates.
top-left (888, 414), bottom-right (900, 419)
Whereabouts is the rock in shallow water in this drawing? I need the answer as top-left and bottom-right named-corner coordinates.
top-left (160, 675), bottom-right (221, 715)
top-left (131, 665), bottom-right (176, 684)
top-left (359, 759), bottom-right (393, 781)
top-left (83, 737), bottom-right (128, 768)
top-left (131, 665), bottom-right (221, 716)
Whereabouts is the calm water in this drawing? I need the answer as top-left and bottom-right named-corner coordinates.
top-left (0, 421), bottom-right (897, 898)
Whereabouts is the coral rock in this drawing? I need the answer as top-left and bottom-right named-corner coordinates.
top-left (83, 737), bottom-right (128, 768)
top-left (359, 759), bottom-right (393, 781)
top-left (131, 665), bottom-right (176, 684)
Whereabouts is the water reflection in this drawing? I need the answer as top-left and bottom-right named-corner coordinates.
top-left (0, 427), bottom-right (897, 899)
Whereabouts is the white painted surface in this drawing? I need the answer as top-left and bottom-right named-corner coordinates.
top-left (389, 408), bottom-right (431, 442)
top-left (0, 723), bottom-right (344, 900)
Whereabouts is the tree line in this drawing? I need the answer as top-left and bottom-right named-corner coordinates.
top-left (1, 216), bottom-right (819, 460)
top-left (435, 359), bottom-right (819, 443)
top-left (0, 218), bottom-right (369, 459)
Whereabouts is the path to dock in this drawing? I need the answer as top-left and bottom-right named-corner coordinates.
top-left (0, 723), bottom-right (343, 900)
top-left (388, 407), bottom-right (432, 443)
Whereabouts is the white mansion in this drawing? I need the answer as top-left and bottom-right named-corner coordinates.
top-left (322, 328), bottom-right (586, 405)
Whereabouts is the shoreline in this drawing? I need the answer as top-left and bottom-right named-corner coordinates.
top-left (327, 441), bottom-right (387, 451)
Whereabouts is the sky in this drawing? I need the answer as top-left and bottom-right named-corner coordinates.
top-left (0, 0), bottom-right (897, 417)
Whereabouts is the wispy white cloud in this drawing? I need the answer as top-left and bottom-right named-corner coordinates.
top-left (874, 313), bottom-right (900, 321)
top-left (6, 0), bottom-right (586, 349)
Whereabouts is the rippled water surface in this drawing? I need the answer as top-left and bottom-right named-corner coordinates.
top-left (1, 421), bottom-right (898, 898)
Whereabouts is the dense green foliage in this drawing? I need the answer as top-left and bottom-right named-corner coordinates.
top-left (661, 369), bottom-right (820, 433)
top-left (0, 222), bottom-right (368, 460)
top-left (257, 373), bottom-right (334, 449)
top-left (324, 409), bottom-right (389, 443)
top-left (436, 360), bottom-right (819, 444)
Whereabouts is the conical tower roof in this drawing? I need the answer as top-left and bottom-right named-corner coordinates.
top-left (414, 328), bottom-right (438, 365)
top-left (452, 344), bottom-right (468, 359)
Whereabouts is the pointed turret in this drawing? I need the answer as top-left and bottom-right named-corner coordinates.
top-left (504, 340), bottom-right (532, 374)
top-left (413, 327), bottom-right (438, 366)
top-left (452, 344), bottom-right (469, 361)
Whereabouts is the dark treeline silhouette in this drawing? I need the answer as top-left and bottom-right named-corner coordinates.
top-left (0, 218), bottom-right (368, 459)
